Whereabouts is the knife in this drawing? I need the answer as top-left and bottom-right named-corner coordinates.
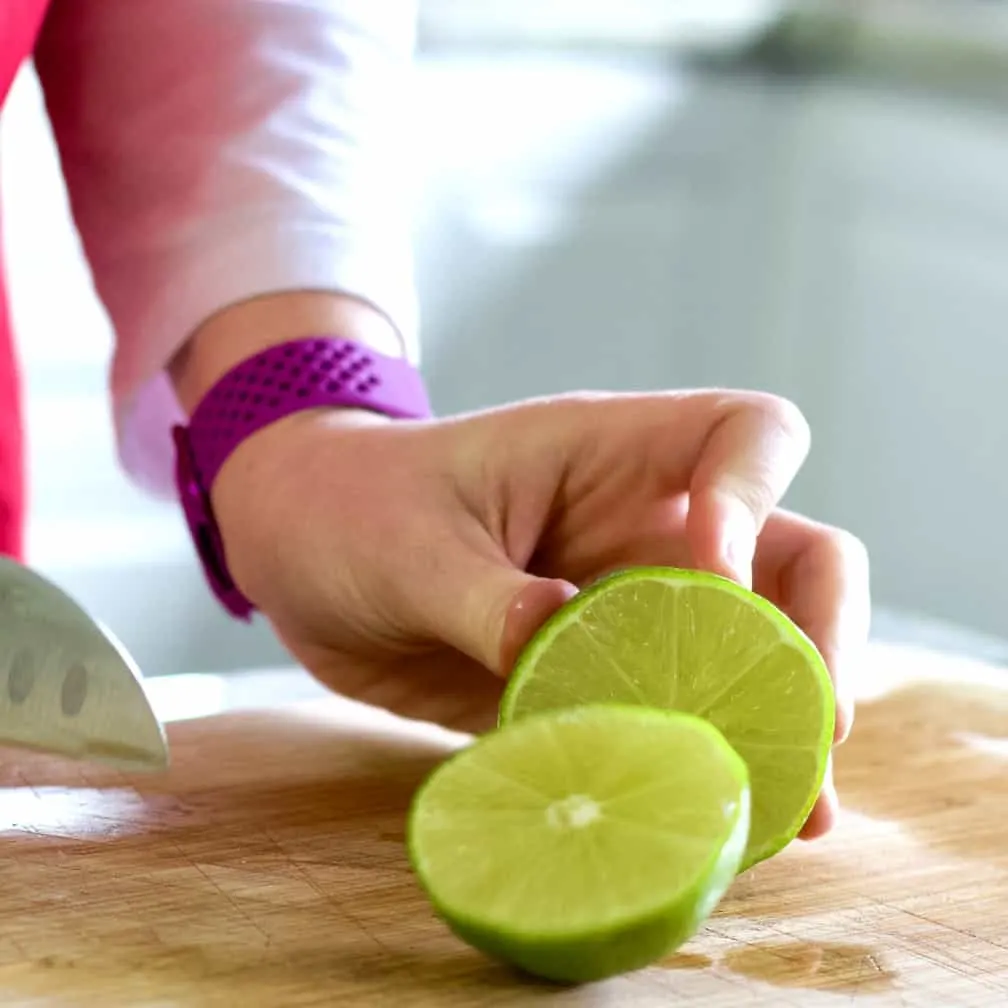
top-left (0, 556), bottom-right (169, 772)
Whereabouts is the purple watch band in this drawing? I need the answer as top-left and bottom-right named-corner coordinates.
top-left (172, 337), bottom-right (432, 620)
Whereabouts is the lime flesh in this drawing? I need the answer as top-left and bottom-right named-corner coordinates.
top-left (408, 704), bottom-right (750, 984)
top-left (498, 567), bottom-right (834, 869)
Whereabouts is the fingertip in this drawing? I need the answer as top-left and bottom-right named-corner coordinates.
top-left (798, 756), bottom-right (839, 840)
top-left (818, 642), bottom-right (855, 746)
top-left (498, 578), bottom-right (578, 676)
top-left (834, 697), bottom-right (855, 745)
top-left (798, 790), bottom-right (838, 841)
top-left (687, 489), bottom-right (756, 588)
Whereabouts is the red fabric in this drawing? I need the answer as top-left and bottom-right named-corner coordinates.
top-left (1, 0), bottom-right (52, 559)
top-left (0, 245), bottom-right (25, 560)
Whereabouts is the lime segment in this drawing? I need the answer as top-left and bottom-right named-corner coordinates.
top-left (498, 567), bottom-right (834, 869)
top-left (408, 705), bottom-right (750, 984)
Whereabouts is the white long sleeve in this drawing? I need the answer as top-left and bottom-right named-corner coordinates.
top-left (34, 0), bottom-right (419, 497)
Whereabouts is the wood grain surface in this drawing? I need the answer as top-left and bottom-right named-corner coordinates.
top-left (1, 641), bottom-right (1006, 1006)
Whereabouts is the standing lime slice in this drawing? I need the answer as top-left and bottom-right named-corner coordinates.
top-left (408, 704), bottom-right (750, 984)
top-left (498, 567), bottom-right (834, 870)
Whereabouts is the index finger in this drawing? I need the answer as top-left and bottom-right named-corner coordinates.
top-left (684, 392), bottom-right (812, 587)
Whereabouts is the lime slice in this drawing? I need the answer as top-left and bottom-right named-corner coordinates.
top-left (498, 567), bottom-right (834, 869)
top-left (408, 704), bottom-right (750, 984)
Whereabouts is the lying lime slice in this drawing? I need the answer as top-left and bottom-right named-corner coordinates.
top-left (408, 704), bottom-right (749, 984)
top-left (498, 567), bottom-right (834, 870)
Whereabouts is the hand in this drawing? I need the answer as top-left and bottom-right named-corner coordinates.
top-left (210, 389), bottom-right (870, 842)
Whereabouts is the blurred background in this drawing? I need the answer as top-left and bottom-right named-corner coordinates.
top-left (4, 0), bottom-right (1008, 681)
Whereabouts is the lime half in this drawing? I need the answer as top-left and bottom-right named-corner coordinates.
top-left (499, 567), bottom-right (834, 869)
top-left (408, 705), bottom-right (749, 984)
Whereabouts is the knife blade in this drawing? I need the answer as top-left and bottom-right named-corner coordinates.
top-left (0, 556), bottom-right (169, 772)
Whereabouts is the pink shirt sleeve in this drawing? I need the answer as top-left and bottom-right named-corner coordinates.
top-left (33, 0), bottom-right (420, 499)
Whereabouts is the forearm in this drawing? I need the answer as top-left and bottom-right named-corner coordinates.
top-left (37, 0), bottom-right (418, 494)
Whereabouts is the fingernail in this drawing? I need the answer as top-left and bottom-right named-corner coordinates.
top-left (500, 579), bottom-right (578, 675)
top-left (823, 768), bottom-right (838, 807)
top-left (834, 695), bottom-right (854, 745)
top-left (822, 644), bottom-right (856, 745)
top-left (822, 754), bottom-right (839, 810)
top-left (721, 501), bottom-right (756, 588)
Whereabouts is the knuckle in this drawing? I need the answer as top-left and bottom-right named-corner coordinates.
top-left (830, 528), bottom-right (872, 649)
top-left (751, 393), bottom-right (812, 454)
top-left (717, 392), bottom-right (812, 514)
top-left (835, 528), bottom-right (871, 576)
top-left (722, 467), bottom-right (778, 519)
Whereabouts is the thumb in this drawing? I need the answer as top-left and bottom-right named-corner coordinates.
top-left (416, 538), bottom-right (577, 676)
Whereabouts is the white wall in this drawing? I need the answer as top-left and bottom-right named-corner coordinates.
top-left (414, 57), bottom-right (1008, 642)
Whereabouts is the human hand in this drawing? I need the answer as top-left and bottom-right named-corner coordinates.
top-left (210, 389), bottom-right (869, 841)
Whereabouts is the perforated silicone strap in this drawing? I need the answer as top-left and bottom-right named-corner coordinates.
top-left (172, 337), bottom-right (432, 619)
top-left (184, 337), bottom-right (431, 489)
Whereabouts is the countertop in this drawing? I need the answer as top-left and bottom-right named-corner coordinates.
top-left (1, 639), bottom-right (1006, 1006)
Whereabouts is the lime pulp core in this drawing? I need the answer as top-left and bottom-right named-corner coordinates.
top-left (498, 566), bottom-right (835, 869)
top-left (546, 794), bottom-right (600, 830)
top-left (408, 704), bottom-right (750, 984)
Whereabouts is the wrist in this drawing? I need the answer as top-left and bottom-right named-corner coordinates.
top-left (207, 407), bottom-right (359, 593)
top-left (214, 405), bottom-right (391, 507)
top-left (169, 290), bottom-right (406, 414)
top-left (168, 306), bottom-right (429, 620)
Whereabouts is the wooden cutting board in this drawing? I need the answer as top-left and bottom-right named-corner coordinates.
top-left (1, 641), bottom-right (1006, 1007)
